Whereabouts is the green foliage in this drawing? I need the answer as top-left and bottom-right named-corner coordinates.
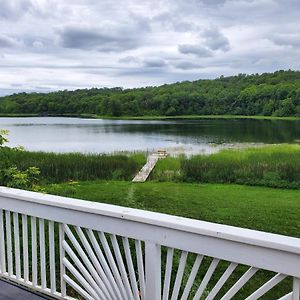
top-left (1, 70), bottom-right (300, 117)
top-left (181, 145), bottom-right (300, 188)
top-left (1, 166), bottom-right (40, 189)
top-left (0, 129), bottom-right (9, 147)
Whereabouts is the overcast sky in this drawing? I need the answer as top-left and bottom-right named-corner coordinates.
top-left (1, 0), bottom-right (300, 95)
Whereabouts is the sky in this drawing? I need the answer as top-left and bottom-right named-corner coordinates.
top-left (0, 0), bottom-right (300, 96)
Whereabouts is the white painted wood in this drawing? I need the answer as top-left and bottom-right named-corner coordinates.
top-left (49, 220), bottom-right (56, 293)
top-left (75, 226), bottom-right (113, 300)
top-left (122, 236), bottom-right (140, 300)
top-left (181, 254), bottom-right (204, 300)
top-left (59, 223), bottom-right (66, 297)
top-left (193, 258), bottom-right (220, 300)
top-left (171, 250), bottom-right (188, 300)
top-left (63, 274), bottom-right (95, 300)
top-left (64, 224), bottom-right (111, 300)
top-left (1, 187), bottom-right (300, 300)
top-left (145, 241), bottom-right (161, 300)
top-left (206, 262), bottom-right (237, 300)
top-left (163, 247), bottom-right (174, 300)
top-left (110, 234), bottom-right (134, 299)
top-left (0, 209), bottom-right (6, 274)
top-left (245, 273), bottom-right (287, 300)
top-left (279, 292), bottom-right (293, 300)
top-left (31, 216), bottom-right (37, 286)
top-left (13, 212), bottom-right (21, 279)
top-left (39, 218), bottom-right (46, 289)
top-left (293, 277), bottom-right (300, 300)
top-left (87, 229), bottom-right (123, 300)
top-left (63, 257), bottom-right (101, 300)
top-left (98, 231), bottom-right (128, 300)
top-left (220, 267), bottom-right (258, 300)
top-left (63, 240), bottom-right (106, 300)
top-left (2, 187), bottom-right (300, 277)
top-left (5, 211), bottom-right (12, 276)
top-left (22, 214), bottom-right (29, 282)
top-left (135, 239), bottom-right (146, 300)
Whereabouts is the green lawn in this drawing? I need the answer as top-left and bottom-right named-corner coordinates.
top-left (45, 181), bottom-right (300, 237)
top-left (44, 181), bottom-right (300, 299)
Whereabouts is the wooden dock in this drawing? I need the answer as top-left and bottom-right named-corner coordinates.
top-left (132, 150), bottom-right (167, 182)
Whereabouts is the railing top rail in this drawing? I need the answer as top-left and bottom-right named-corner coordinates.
top-left (1, 186), bottom-right (300, 255)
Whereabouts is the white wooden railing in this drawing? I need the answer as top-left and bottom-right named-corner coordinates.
top-left (0, 187), bottom-right (300, 300)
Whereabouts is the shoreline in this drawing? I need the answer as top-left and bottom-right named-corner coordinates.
top-left (0, 113), bottom-right (300, 121)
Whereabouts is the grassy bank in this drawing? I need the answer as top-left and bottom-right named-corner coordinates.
top-left (44, 180), bottom-right (300, 299)
top-left (152, 145), bottom-right (300, 189)
top-left (0, 148), bottom-right (145, 183)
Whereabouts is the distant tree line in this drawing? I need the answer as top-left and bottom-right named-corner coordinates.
top-left (1, 70), bottom-right (300, 117)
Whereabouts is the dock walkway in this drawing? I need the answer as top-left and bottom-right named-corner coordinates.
top-left (132, 151), bottom-right (167, 182)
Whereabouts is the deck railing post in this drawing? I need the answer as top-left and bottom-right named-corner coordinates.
top-left (59, 223), bottom-right (66, 297)
top-left (293, 278), bottom-right (300, 300)
top-left (145, 241), bottom-right (161, 300)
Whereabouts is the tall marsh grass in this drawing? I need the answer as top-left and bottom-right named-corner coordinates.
top-left (0, 148), bottom-right (145, 183)
top-left (181, 145), bottom-right (300, 188)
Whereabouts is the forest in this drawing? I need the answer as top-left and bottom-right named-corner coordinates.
top-left (1, 70), bottom-right (300, 117)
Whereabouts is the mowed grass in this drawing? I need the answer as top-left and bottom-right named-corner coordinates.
top-left (45, 181), bottom-right (300, 237)
top-left (44, 181), bottom-right (300, 299)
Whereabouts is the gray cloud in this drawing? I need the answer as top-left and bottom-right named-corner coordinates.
top-left (143, 58), bottom-right (167, 68)
top-left (270, 33), bottom-right (300, 48)
top-left (172, 61), bottom-right (203, 70)
top-left (178, 44), bottom-right (213, 57)
top-left (0, 35), bottom-right (22, 47)
top-left (0, 0), bottom-right (32, 19)
top-left (202, 27), bottom-right (230, 51)
top-left (59, 16), bottom-right (150, 52)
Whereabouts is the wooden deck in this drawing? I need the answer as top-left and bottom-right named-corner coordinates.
top-left (132, 154), bottom-right (159, 182)
top-left (0, 279), bottom-right (48, 300)
top-left (132, 151), bottom-right (167, 182)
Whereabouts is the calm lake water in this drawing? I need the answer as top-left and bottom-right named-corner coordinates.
top-left (0, 117), bottom-right (299, 154)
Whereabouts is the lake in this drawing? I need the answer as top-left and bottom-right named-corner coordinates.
top-left (0, 117), bottom-right (299, 155)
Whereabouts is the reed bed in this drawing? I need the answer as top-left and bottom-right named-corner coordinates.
top-left (0, 148), bottom-right (145, 183)
top-left (181, 144), bottom-right (300, 188)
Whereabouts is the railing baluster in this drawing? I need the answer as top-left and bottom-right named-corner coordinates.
top-left (245, 273), bottom-right (287, 300)
top-left (39, 218), bottom-right (46, 289)
top-left (135, 240), bottom-right (146, 300)
top-left (5, 211), bottom-right (12, 276)
top-left (48, 220), bottom-right (56, 294)
top-left (162, 247), bottom-right (174, 300)
top-left (220, 267), bottom-right (258, 300)
top-left (31, 216), bottom-right (37, 286)
top-left (181, 254), bottom-right (204, 300)
top-left (110, 234), bottom-right (133, 299)
top-left (292, 277), bottom-right (300, 300)
top-left (62, 240), bottom-right (106, 299)
top-left (145, 241), bottom-right (161, 300)
top-left (0, 209), bottom-right (6, 274)
top-left (13, 212), bottom-right (21, 279)
top-left (206, 262), bottom-right (237, 300)
top-left (87, 229), bottom-right (123, 300)
top-left (59, 223), bottom-right (66, 297)
top-left (98, 232), bottom-right (128, 300)
top-left (123, 237), bottom-right (140, 300)
top-left (22, 214), bottom-right (29, 282)
top-left (171, 250), bottom-right (188, 300)
top-left (193, 258), bottom-right (220, 300)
